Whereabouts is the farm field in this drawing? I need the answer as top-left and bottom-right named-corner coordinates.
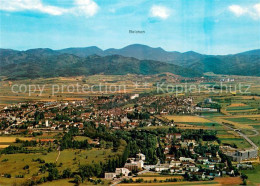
top-left (163, 115), bottom-right (211, 123)
top-left (0, 136), bottom-right (33, 143)
top-left (226, 105), bottom-right (255, 111)
top-left (214, 115), bottom-right (260, 129)
top-left (224, 117), bottom-right (259, 124)
top-left (0, 136), bottom-right (34, 148)
top-left (0, 75), bottom-right (157, 106)
top-left (161, 113), bottom-right (256, 149)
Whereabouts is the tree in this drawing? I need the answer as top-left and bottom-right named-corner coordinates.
top-left (241, 173), bottom-right (248, 181)
top-left (47, 167), bottom-right (59, 181)
top-left (74, 175), bottom-right (82, 185)
top-left (62, 168), bottom-right (72, 178)
top-left (242, 179), bottom-right (247, 185)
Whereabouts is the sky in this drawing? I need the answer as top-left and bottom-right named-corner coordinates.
top-left (0, 0), bottom-right (260, 55)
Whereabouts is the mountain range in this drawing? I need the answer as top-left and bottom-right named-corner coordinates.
top-left (0, 48), bottom-right (201, 80)
top-left (0, 44), bottom-right (259, 79)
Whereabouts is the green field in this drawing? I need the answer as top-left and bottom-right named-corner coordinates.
top-left (219, 138), bottom-right (251, 149)
top-left (0, 140), bottom-right (126, 185)
top-left (225, 117), bottom-right (259, 124)
top-left (226, 106), bottom-right (254, 111)
top-left (241, 164), bottom-right (260, 185)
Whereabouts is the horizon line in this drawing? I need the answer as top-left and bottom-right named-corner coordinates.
top-left (1, 44), bottom-right (259, 56)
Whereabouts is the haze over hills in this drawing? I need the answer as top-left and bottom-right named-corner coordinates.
top-left (0, 44), bottom-right (260, 79)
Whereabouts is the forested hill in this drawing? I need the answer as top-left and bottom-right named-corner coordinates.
top-left (0, 49), bottom-right (201, 79)
top-left (1, 45), bottom-right (260, 78)
top-left (59, 45), bottom-right (260, 76)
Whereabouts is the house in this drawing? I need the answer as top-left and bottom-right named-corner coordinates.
top-left (170, 167), bottom-right (183, 173)
top-left (189, 172), bottom-right (206, 180)
top-left (105, 168), bottom-right (130, 179)
top-left (197, 157), bottom-right (208, 163)
top-left (166, 133), bottom-right (181, 140)
top-left (155, 164), bottom-right (170, 172)
top-left (207, 165), bottom-right (215, 170)
top-left (166, 155), bottom-right (175, 162)
top-left (209, 171), bottom-right (221, 177)
top-left (205, 153), bottom-right (212, 158)
top-left (237, 164), bottom-right (253, 169)
top-left (121, 117), bottom-right (130, 123)
top-left (170, 160), bottom-right (181, 167)
top-left (211, 157), bottom-right (221, 163)
top-left (179, 157), bottom-right (194, 163)
top-left (190, 167), bottom-right (199, 172)
top-left (130, 94), bottom-right (139, 100)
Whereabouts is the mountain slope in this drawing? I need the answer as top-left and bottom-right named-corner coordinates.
top-left (104, 44), bottom-right (183, 62)
top-left (58, 46), bottom-right (104, 57)
top-left (1, 46), bottom-right (259, 77)
top-left (55, 44), bottom-right (260, 76)
top-left (0, 50), bottom-right (201, 79)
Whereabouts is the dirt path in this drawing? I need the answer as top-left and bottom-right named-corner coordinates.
top-left (55, 146), bottom-right (61, 163)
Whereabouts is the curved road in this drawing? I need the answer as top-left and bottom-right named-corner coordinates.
top-left (202, 116), bottom-right (258, 150)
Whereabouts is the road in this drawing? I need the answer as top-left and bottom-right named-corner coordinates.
top-left (246, 129), bottom-right (259, 137)
top-left (203, 116), bottom-right (258, 150)
top-left (237, 131), bottom-right (258, 149)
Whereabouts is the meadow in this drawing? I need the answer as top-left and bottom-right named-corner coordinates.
top-left (0, 139), bottom-right (126, 185)
top-left (241, 164), bottom-right (260, 185)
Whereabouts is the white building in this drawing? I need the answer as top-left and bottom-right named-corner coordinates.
top-left (130, 94), bottom-right (139, 100)
top-left (115, 168), bottom-right (130, 176)
top-left (179, 157), bottom-right (195, 163)
top-left (105, 168), bottom-right (130, 179)
top-left (45, 120), bottom-right (49, 127)
top-left (105, 173), bottom-right (117, 179)
top-left (155, 164), bottom-right (170, 172)
top-left (136, 153), bottom-right (146, 161)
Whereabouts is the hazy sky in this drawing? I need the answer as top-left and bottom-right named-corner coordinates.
top-left (0, 0), bottom-right (260, 54)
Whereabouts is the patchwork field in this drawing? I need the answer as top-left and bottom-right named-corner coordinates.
top-left (0, 75), bottom-right (158, 106)
top-left (225, 117), bottom-right (259, 124)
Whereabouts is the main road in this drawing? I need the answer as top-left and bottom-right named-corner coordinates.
top-left (203, 116), bottom-right (258, 150)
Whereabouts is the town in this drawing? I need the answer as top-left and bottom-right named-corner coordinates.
top-left (0, 92), bottom-right (259, 185)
